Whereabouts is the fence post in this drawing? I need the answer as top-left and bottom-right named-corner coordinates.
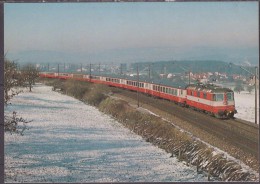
top-left (207, 168), bottom-right (211, 181)
top-left (197, 155), bottom-right (200, 172)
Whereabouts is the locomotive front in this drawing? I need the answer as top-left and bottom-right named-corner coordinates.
top-left (210, 86), bottom-right (237, 118)
top-left (186, 83), bottom-right (237, 119)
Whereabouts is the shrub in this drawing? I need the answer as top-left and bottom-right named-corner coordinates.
top-left (63, 80), bottom-right (89, 99)
top-left (83, 84), bottom-right (110, 105)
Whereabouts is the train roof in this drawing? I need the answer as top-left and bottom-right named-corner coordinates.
top-left (96, 73), bottom-right (188, 89)
top-left (186, 83), bottom-right (233, 93)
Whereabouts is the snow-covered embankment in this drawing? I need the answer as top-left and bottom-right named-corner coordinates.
top-left (5, 84), bottom-right (208, 182)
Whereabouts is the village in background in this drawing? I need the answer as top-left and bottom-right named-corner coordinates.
top-left (23, 60), bottom-right (258, 93)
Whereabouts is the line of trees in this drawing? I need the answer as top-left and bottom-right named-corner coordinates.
top-left (4, 58), bottom-right (39, 134)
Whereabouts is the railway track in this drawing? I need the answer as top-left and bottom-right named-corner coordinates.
top-left (114, 89), bottom-right (259, 158)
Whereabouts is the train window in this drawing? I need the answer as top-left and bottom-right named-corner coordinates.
top-left (169, 88), bottom-right (171, 94)
top-left (165, 88), bottom-right (168, 94)
top-left (191, 91), bottom-right (193, 96)
top-left (227, 92), bottom-right (234, 101)
top-left (203, 93), bottom-right (207, 99)
top-left (215, 94), bottom-right (224, 101)
top-left (163, 87), bottom-right (165, 93)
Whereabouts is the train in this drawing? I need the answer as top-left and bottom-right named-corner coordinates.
top-left (39, 72), bottom-right (237, 119)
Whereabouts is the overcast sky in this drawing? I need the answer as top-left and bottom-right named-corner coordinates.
top-left (4, 2), bottom-right (259, 64)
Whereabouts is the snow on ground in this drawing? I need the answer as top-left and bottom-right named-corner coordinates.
top-left (5, 84), bottom-right (209, 182)
top-left (234, 90), bottom-right (259, 123)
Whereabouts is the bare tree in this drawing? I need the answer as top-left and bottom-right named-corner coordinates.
top-left (4, 111), bottom-right (30, 135)
top-left (4, 58), bottom-right (29, 134)
top-left (21, 64), bottom-right (39, 92)
top-left (4, 59), bottom-right (24, 105)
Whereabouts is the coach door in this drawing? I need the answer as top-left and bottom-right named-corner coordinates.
top-left (223, 93), bottom-right (228, 105)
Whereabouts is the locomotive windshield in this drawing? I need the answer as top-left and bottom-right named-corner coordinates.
top-left (227, 92), bottom-right (234, 101)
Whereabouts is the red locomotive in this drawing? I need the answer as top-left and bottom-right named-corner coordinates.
top-left (40, 72), bottom-right (237, 118)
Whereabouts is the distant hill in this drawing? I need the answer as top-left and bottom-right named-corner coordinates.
top-left (130, 60), bottom-right (257, 76)
top-left (6, 45), bottom-right (258, 67)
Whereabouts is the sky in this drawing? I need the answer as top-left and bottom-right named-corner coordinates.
top-left (4, 2), bottom-right (259, 65)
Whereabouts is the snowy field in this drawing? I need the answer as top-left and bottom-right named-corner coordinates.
top-left (4, 84), bottom-right (209, 182)
top-left (234, 91), bottom-right (259, 123)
